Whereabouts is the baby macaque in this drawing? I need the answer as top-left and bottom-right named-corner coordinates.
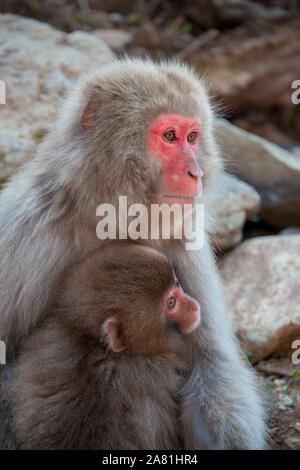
top-left (12, 243), bottom-right (200, 450)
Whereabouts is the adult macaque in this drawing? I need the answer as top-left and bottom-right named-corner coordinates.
top-left (12, 244), bottom-right (200, 450)
top-left (0, 58), bottom-right (266, 449)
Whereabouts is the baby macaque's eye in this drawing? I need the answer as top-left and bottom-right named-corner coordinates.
top-left (163, 130), bottom-right (177, 142)
top-left (187, 131), bottom-right (197, 143)
top-left (167, 296), bottom-right (176, 309)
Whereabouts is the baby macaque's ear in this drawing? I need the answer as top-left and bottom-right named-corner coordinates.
top-left (102, 317), bottom-right (126, 353)
top-left (80, 86), bottom-right (101, 132)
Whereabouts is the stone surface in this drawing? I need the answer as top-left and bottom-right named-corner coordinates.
top-left (294, 422), bottom-right (300, 433)
top-left (221, 235), bottom-right (300, 362)
top-left (216, 119), bottom-right (300, 228)
top-left (93, 29), bottom-right (133, 51)
top-left (293, 147), bottom-right (300, 158)
top-left (0, 14), bottom-right (114, 180)
top-left (193, 17), bottom-right (300, 112)
top-left (284, 437), bottom-right (300, 450)
top-left (280, 228), bottom-right (300, 237)
top-left (133, 23), bottom-right (160, 49)
top-left (212, 172), bottom-right (260, 249)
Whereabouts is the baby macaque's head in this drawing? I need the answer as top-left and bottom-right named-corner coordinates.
top-left (60, 243), bottom-right (200, 355)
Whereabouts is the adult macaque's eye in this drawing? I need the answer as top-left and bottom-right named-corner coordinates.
top-left (167, 296), bottom-right (176, 309)
top-left (187, 131), bottom-right (197, 143)
top-left (163, 130), bottom-right (177, 142)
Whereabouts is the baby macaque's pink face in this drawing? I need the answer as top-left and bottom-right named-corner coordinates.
top-left (103, 276), bottom-right (200, 355)
top-left (163, 278), bottom-right (200, 335)
top-left (149, 114), bottom-right (203, 203)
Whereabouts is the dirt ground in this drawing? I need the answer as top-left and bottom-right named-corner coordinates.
top-left (256, 357), bottom-right (300, 449)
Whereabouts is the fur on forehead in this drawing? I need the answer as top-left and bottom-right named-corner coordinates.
top-left (58, 58), bottom-right (213, 136)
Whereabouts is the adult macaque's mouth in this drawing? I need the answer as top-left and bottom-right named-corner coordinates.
top-left (163, 194), bottom-right (197, 201)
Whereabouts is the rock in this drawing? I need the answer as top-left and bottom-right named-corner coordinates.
top-left (294, 422), bottom-right (300, 433)
top-left (284, 437), bottom-right (300, 450)
top-left (232, 116), bottom-right (296, 147)
top-left (93, 29), bottom-right (133, 51)
top-left (0, 14), bottom-right (114, 180)
top-left (221, 235), bottom-right (300, 362)
top-left (109, 13), bottom-right (125, 26)
top-left (278, 393), bottom-right (293, 410)
top-left (133, 23), bottom-right (160, 49)
top-left (88, 0), bottom-right (135, 14)
top-left (273, 378), bottom-right (288, 388)
top-left (211, 173), bottom-right (260, 249)
top-left (293, 147), bottom-right (300, 158)
top-left (183, 0), bottom-right (289, 30)
top-left (280, 228), bottom-right (300, 237)
top-left (256, 357), bottom-right (296, 378)
top-left (216, 119), bottom-right (300, 228)
top-left (193, 17), bottom-right (300, 112)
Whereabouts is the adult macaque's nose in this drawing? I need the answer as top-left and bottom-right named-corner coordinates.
top-left (187, 166), bottom-right (203, 179)
top-left (185, 162), bottom-right (203, 195)
top-left (187, 162), bottom-right (203, 188)
top-left (186, 154), bottom-right (203, 179)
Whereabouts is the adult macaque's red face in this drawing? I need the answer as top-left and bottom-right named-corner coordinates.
top-left (149, 114), bottom-right (203, 204)
top-left (163, 278), bottom-right (200, 335)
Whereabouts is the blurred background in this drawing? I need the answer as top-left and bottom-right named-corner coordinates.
top-left (0, 0), bottom-right (300, 450)
top-left (2, 0), bottom-right (300, 145)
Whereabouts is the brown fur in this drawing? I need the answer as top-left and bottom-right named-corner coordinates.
top-left (12, 244), bottom-right (187, 450)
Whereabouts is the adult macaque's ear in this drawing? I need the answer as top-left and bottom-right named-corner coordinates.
top-left (102, 317), bottom-right (126, 353)
top-left (80, 86), bottom-right (101, 132)
top-left (81, 100), bottom-right (96, 132)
